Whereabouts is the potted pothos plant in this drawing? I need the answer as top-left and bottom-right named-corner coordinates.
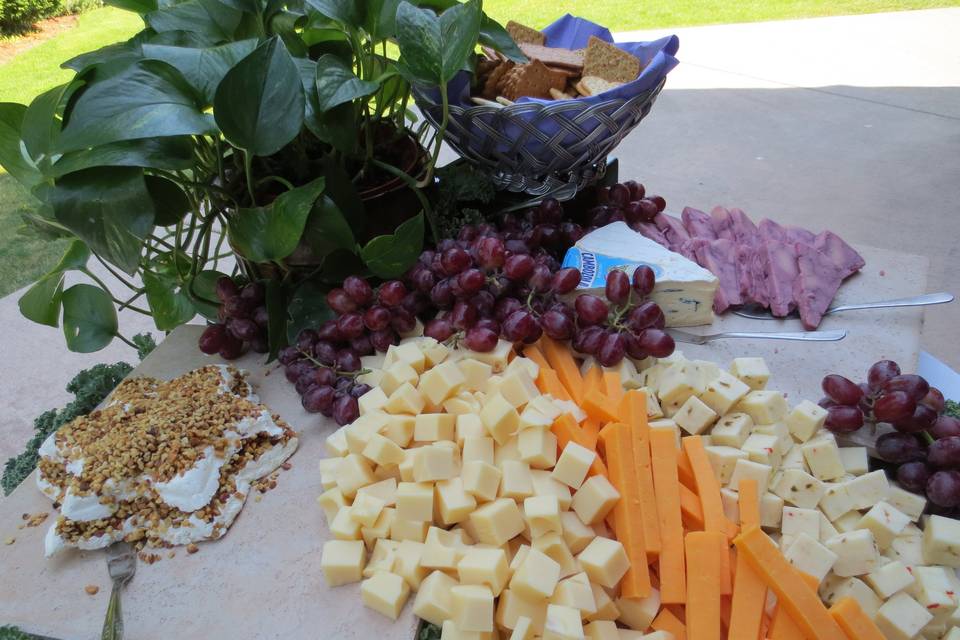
top-left (0, 0), bottom-right (522, 356)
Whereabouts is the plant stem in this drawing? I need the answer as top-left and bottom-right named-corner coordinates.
top-left (417, 81), bottom-right (449, 189)
top-left (255, 175), bottom-right (295, 191)
top-left (372, 159), bottom-right (439, 244)
top-left (243, 150), bottom-right (257, 206)
top-left (93, 256), bottom-right (140, 292)
top-left (115, 333), bottom-right (139, 349)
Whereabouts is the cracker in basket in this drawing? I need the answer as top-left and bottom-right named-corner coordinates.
top-left (518, 43), bottom-right (584, 71)
top-left (583, 35), bottom-right (642, 83)
top-left (548, 88), bottom-right (575, 100)
top-left (481, 60), bottom-right (514, 99)
top-left (500, 59), bottom-right (568, 101)
top-left (506, 20), bottom-right (545, 45)
top-left (576, 75), bottom-right (624, 97)
top-left (495, 96), bottom-right (515, 106)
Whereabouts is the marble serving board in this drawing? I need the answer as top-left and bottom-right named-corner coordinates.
top-left (0, 244), bottom-right (930, 639)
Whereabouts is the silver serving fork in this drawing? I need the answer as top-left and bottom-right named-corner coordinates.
top-left (101, 542), bottom-right (136, 640)
top-left (667, 328), bottom-right (847, 345)
top-left (732, 292), bottom-right (953, 320)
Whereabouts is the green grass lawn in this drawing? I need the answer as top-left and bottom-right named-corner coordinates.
top-left (0, 0), bottom-right (955, 297)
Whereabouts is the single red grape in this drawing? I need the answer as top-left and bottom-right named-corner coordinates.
top-left (609, 183), bottom-right (630, 206)
top-left (928, 436), bottom-right (960, 469)
top-left (921, 387), bottom-right (946, 413)
top-left (440, 247), bottom-right (471, 275)
top-left (573, 326), bottom-right (605, 355)
top-left (198, 324), bottom-right (227, 354)
top-left (458, 268), bottom-right (485, 295)
top-left (504, 254), bottom-right (535, 281)
top-left (574, 294), bottom-right (609, 325)
top-left (824, 405), bottom-right (864, 433)
top-left (278, 345), bottom-right (300, 365)
top-left (624, 331), bottom-right (648, 360)
top-left (449, 301), bottom-right (479, 330)
top-left (627, 301), bottom-right (664, 332)
top-left (605, 270), bottom-right (631, 305)
top-left (896, 461), bottom-right (930, 493)
top-left (597, 332), bottom-right (626, 367)
top-left (326, 288), bottom-right (356, 314)
top-left (215, 276), bottom-right (240, 303)
top-left (637, 328), bottom-right (675, 358)
top-left (632, 266), bottom-right (656, 296)
top-left (874, 391), bottom-right (916, 423)
top-left (502, 310), bottom-right (536, 342)
top-left (648, 195), bottom-right (666, 212)
top-left (551, 268), bottom-right (581, 294)
top-left (363, 306), bottom-right (391, 331)
top-left (336, 312), bottom-right (365, 340)
top-left (927, 470), bottom-right (960, 508)
top-left (350, 334), bottom-right (374, 356)
top-left (541, 310), bottom-right (574, 340)
top-left (476, 237), bottom-right (505, 269)
top-left (821, 374), bottom-right (864, 406)
top-left (464, 327), bottom-right (498, 352)
top-left (389, 307), bottom-right (416, 333)
top-left (894, 404), bottom-right (938, 433)
top-left (370, 329), bottom-right (398, 352)
top-left (343, 275), bottom-right (373, 306)
top-left (378, 280), bottom-right (407, 307)
top-left (218, 333), bottom-right (244, 360)
top-left (316, 320), bottom-right (340, 342)
top-left (625, 181), bottom-right (645, 200)
top-left (240, 282), bottom-right (264, 305)
top-left (637, 200), bottom-right (658, 222)
top-left (876, 432), bottom-right (924, 464)
top-left (867, 360), bottom-right (901, 391)
top-left (332, 395), bottom-right (360, 425)
top-left (883, 374), bottom-right (930, 402)
top-left (931, 416), bottom-right (960, 440)
top-left (313, 341), bottom-right (337, 365)
top-left (302, 385), bottom-right (336, 414)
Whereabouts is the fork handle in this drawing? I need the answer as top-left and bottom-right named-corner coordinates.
top-left (713, 330), bottom-right (847, 342)
top-left (827, 292), bottom-right (954, 314)
top-left (101, 579), bottom-right (124, 640)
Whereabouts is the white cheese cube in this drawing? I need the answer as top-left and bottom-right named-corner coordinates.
top-left (865, 560), bottom-right (915, 599)
top-left (380, 361), bottom-right (420, 396)
top-left (506, 355), bottom-right (539, 379)
top-left (819, 575), bottom-right (882, 618)
top-left (494, 436), bottom-right (523, 467)
top-left (529, 395), bottom-right (563, 421)
top-left (784, 533), bottom-right (837, 582)
top-left (321, 539), bottom-right (366, 586)
top-left (319, 457), bottom-right (343, 491)
top-left (346, 412), bottom-right (390, 454)
top-left (771, 468), bottom-right (825, 509)
top-left (639, 387), bottom-right (664, 419)
top-left (518, 427), bottom-right (558, 469)
top-left (381, 415), bottom-right (415, 448)
top-left (782, 507), bottom-right (821, 539)
top-left (413, 570), bottom-right (458, 625)
top-left (616, 588), bottom-right (661, 631)
top-left (383, 381), bottom-right (426, 415)
top-left (560, 511), bottom-right (595, 554)
top-left (464, 339), bottom-right (512, 372)
top-left (532, 532), bottom-right (577, 578)
top-left (451, 584), bottom-right (494, 632)
top-left (825, 529), bottom-right (882, 576)
top-left (781, 446), bottom-right (808, 472)
top-left (737, 390), bottom-right (788, 425)
top-left (480, 393), bottom-right (520, 445)
top-left (875, 592), bottom-right (933, 640)
top-left (838, 446), bottom-right (869, 476)
top-left (350, 491), bottom-right (386, 527)
top-left (923, 515), bottom-right (960, 567)
top-left (710, 412), bottom-right (754, 448)
top-left (443, 392), bottom-right (479, 416)
top-left (462, 437), bottom-right (495, 466)
top-left (578, 537), bottom-right (629, 589)
top-left (317, 487), bottom-right (348, 523)
top-left (698, 370), bottom-right (751, 415)
top-left (470, 498), bottom-right (525, 546)
top-left (420, 360), bottom-right (467, 406)
top-left (326, 425), bottom-right (350, 457)
top-left (389, 517), bottom-right (429, 543)
top-left (741, 433), bottom-right (782, 468)
top-left (819, 483), bottom-right (856, 521)
top-left (500, 460), bottom-right (535, 501)
top-left (728, 459), bottom-right (773, 495)
top-left (657, 362), bottom-right (707, 413)
top-left (909, 565), bottom-right (957, 611)
top-left (336, 453), bottom-right (376, 498)
top-left (436, 477), bottom-right (478, 526)
top-left (414, 443), bottom-right (459, 483)
top-left (361, 571), bottom-right (411, 620)
top-left (396, 481), bottom-right (434, 522)
top-left (531, 470), bottom-right (572, 511)
top-left (550, 573), bottom-right (597, 615)
top-left (496, 589), bottom-right (548, 635)
top-left (720, 487), bottom-right (740, 523)
top-left (819, 512), bottom-right (840, 540)
top-left (359, 386), bottom-right (389, 415)
top-left (752, 422), bottom-right (794, 456)
top-left (785, 400), bottom-right (828, 443)
top-left (462, 461), bottom-right (501, 503)
top-left (518, 407), bottom-right (553, 431)
top-left (801, 437), bottom-right (846, 481)
top-left (498, 371), bottom-right (540, 409)
top-left (845, 470), bottom-right (890, 510)
top-left (511, 547), bottom-right (561, 600)
top-left (890, 529), bottom-right (926, 566)
top-left (832, 510), bottom-right (863, 534)
top-left (362, 508), bottom-right (395, 549)
top-left (414, 413), bottom-right (456, 443)
top-left (363, 433), bottom-right (406, 466)
top-left (572, 475), bottom-right (620, 525)
top-left (458, 547), bottom-right (510, 597)
top-left (705, 446), bottom-right (748, 484)
top-left (856, 501), bottom-right (911, 549)
top-left (760, 492), bottom-right (785, 528)
top-left (543, 603), bottom-right (583, 640)
top-left (554, 399), bottom-right (587, 423)
top-left (552, 442), bottom-right (596, 490)
top-left (459, 358), bottom-right (494, 392)
top-left (524, 495), bottom-right (562, 538)
top-left (730, 357), bottom-right (770, 390)
top-left (886, 485), bottom-right (926, 521)
top-left (674, 395), bottom-right (718, 435)
top-left (365, 537), bottom-right (398, 577)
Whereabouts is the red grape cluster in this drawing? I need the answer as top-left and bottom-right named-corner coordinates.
top-left (570, 267), bottom-right (675, 366)
top-left (587, 181), bottom-right (666, 230)
top-left (197, 277), bottom-right (269, 359)
top-left (821, 360), bottom-right (960, 511)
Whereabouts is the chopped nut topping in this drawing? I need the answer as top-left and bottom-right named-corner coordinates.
top-left (84, 585), bottom-right (99, 595)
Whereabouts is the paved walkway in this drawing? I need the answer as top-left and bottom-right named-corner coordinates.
top-left (1, 9), bottom-right (958, 491)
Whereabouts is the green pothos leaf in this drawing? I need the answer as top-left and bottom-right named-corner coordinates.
top-left (61, 284), bottom-right (119, 352)
top-left (359, 211), bottom-right (423, 279)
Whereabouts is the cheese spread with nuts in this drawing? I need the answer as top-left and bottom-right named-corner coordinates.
top-left (37, 365), bottom-right (297, 556)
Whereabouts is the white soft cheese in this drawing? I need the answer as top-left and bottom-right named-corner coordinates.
top-left (153, 445), bottom-right (234, 513)
top-left (59, 487), bottom-right (117, 522)
top-left (561, 222), bottom-right (719, 327)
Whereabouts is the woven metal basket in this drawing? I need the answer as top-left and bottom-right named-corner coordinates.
top-left (413, 77), bottom-right (666, 196)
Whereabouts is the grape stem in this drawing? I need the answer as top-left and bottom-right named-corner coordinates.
top-left (296, 349), bottom-right (371, 379)
top-left (923, 431), bottom-right (936, 446)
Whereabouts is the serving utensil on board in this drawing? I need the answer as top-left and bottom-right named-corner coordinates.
top-left (101, 542), bottom-right (136, 640)
top-left (732, 292), bottom-right (954, 320)
top-left (667, 328), bottom-right (847, 345)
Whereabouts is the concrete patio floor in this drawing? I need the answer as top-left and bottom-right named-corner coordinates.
top-left (1, 9), bottom-right (958, 492)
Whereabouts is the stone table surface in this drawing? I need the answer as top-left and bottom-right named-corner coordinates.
top-left (0, 244), bottom-right (929, 639)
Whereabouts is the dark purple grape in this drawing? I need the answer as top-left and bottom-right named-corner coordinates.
top-left (572, 326), bottom-right (605, 355)
top-left (868, 360), bottom-right (901, 391)
top-left (342, 275), bottom-right (373, 306)
top-left (284, 360), bottom-right (311, 383)
top-left (876, 432), bottom-right (924, 464)
top-left (248, 334), bottom-right (268, 353)
top-left (302, 385), bottom-right (336, 414)
top-left (364, 306), bottom-right (391, 331)
top-left (504, 239), bottom-right (529, 255)
top-left (297, 329), bottom-right (319, 352)
top-left (502, 310), bottom-right (536, 342)
top-left (894, 404), bottom-right (938, 433)
top-left (333, 395), bottom-right (360, 425)
top-left (223, 296), bottom-right (251, 319)
top-left (874, 391), bottom-right (916, 423)
top-left (632, 266), bottom-right (656, 296)
top-left (625, 180), bottom-right (645, 200)
top-left (440, 247), bottom-right (471, 275)
top-left (336, 312), bottom-right (365, 340)
top-left (624, 332), bottom-right (647, 360)
top-left (464, 327), bottom-right (499, 352)
top-left (637, 200), bottom-right (658, 222)
top-left (240, 282), bottom-right (264, 305)
top-left (215, 276), bottom-right (240, 303)
top-left (821, 374), bottom-right (864, 407)
top-left (450, 301), bottom-right (479, 330)
top-left (538, 197), bottom-right (562, 224)
top-left (412, 268), bottom-right (436, 293)
top-left (218, 333), bottom-right (244, 360)
top-left (529, 265), bottom-right (552, 293)
top-left (472, 290), bottom-right (495, 317)
top-left (477, 237), bottom-right (506, 269)
top-left (198, 324), bottom-right (227, 354)
top-left (419, 249), bottom-right (436, 266)
top-left (278, 345), bottom-right (300, 365)
top-left (316, 320), bottom-right (340, 342)
top-left (928, 437), bottom-right (960, 469)
top-left (605, 270), bottom-right (631, 305)
top-left (402, 291), bottom-right (430, 318)
top-left (295, 368), bottom-right (320, 395)
top-left (637, 328), bottom-right (675, 359)
top-left (921, 387), bottom-right (946, 413)
top-left (390, 307), bottom-right (416, 333)
top-left (824, 405), bottom-right (865, 433)
top-left (314, 340), bottom-right (337, 365)
top-left (430, 279), bottom-right (455, 308)
top-left (522, 323), bottom-right (542, 344)
top-left (350, 383), bottom-right (372, 398)
top-left (504, 254), bottom-right (535, 281)
top-left (350, 335), bottom-right (374, 357)
top-left (335, 377), bottom-right (352, 391)
top-left (326, 288), bottom-right (356, 314)
top-left (458, 268), bottom-right (485, 295)
top-left (609, 183), bottom-right (630, 206)
top-left (542, 310), bottom-right (574, 340)
top-left (252, 306), bottom-right (269, 329)
top-left (927, 470), bottom-right (960, 508)
top-left (574, 295), bottom-right (608, 326)
top-left (227, 317), bottom-right (259, 342)
top-left (897, 461), bottom-right (931, 493)
top-left (883, 374), bottom-right (930, 402)
top-left (818, 397), bottom-right (838, 410)
top-left (315, 368), bottom-right (335, 387)
top-left (475, 318), bottom-right (500, 334)
top-left (378, 281), bottom-right (407, 307)
top-left (627, 301), bottom-right (664, 332)
top-left (370, 329), bottom-right (398, 352)
top-left (931, 416), bottom-right (960, 440)
top-left (458, 225), bottom-right (478, 242)
top-left (597, 332), bottom-right (626, 367)
top-left (648, 195), bottom-right (666, 212)
top-left (495, 298), bottom-right (523, 322)
top-left (424, 318), bottom-right (454, 342)
top-left (336, 349), bottom-right (360, 372)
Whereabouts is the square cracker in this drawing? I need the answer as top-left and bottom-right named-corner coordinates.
top-left (548, 88), bottom-right (575, 100)
top-left (501, 59), bottom-right (568, 101)
top-left (576, 75), bottom-right (623, 97)
top-left (582, 35), bottom-right (642, 83)
top-left (519, 43), bottom-right (584, 71)
top-left (506, 20), bottom-right (545, 46)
